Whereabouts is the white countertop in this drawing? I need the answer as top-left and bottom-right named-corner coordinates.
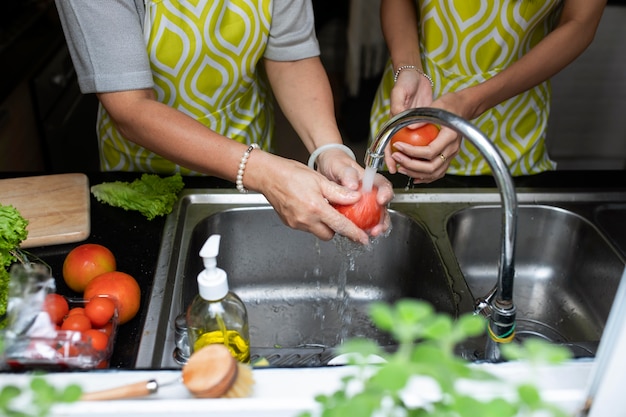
top-left (2, 359), bottom-right (596, 417)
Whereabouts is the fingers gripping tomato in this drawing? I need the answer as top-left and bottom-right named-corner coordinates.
top-left (390, 123), bottom-right (440, 150)
top-left (333, 186), bottom-right (383, 231)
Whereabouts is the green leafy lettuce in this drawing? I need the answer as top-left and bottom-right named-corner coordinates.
top-left (0, 204), bottom-right (29, 319)
top-left (90, 173), bottom-right (185, 220)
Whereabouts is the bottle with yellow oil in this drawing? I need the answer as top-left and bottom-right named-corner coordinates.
top-left (186, 234), bottom-right (250, 363)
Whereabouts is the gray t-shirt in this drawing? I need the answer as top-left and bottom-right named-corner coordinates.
top-left (55, 0), bottom-right (321, 93)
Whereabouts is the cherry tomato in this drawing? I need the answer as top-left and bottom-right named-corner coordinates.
top-left (83, 329), bottom-right (110, 352)
top-left (42, 293), bottom-right (69, 325)
top-left (85, 296), bottom-right (116, 327)
top-left (61, 313), bottom-right (92, 332)
top-left (97, 321), bottom-right (114, 337)
top-left (390, 123), bottom-right (440, 150)
top-left (57, 343), bottom-right (80, 358)
top-left (333, 185), bottom-right (382, 231)
top-left (67, 307), bottom-right (85, 316)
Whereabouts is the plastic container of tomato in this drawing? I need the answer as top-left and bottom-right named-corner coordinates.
top-left (1, 297), bottom-right (118, 370)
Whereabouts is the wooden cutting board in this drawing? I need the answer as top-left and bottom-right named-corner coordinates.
top-left (0, 173), bottom-right (91, 248)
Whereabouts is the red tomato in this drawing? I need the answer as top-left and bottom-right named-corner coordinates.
top-left (62, 243), bottom-right (116, 293)
top-left (42, 294), bottom-right (69, 325)
top-left (390, 123), bottom-right (440, 150)
top-left (61, 314), bottom-right (92, 332)
top-left (97, 321), bottom-right (114, 337)
top-left (85, 296), bottom-right (116, 327)
top-left (67, 307), bottom-right (85, 316)
top-left (83, 329), bottom-right (110, 352)
top-left (333, 186), bottom-right (382, 231)
top-left (57, 343), bottom-right (80, 358)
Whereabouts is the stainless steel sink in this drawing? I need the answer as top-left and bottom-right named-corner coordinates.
top-left (136, 189), bottom-right (626, 368)
top-left (448, 204), bottom-right (626, 356)
top-left (183, 208), bottom-right (453, 356)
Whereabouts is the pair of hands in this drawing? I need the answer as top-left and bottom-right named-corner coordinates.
top-left (385, 70), bottom-right (475, 183)
top-left (259, 148), bottom-right (394, 246)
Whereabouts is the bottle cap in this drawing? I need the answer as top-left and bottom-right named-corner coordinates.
top-left (197, 235), bottom-right (228, 300)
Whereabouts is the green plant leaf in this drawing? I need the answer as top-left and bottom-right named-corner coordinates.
top-left (455, 314), bottom-right (486, 339)
top-left (500, 338), bottom-right (572, 365)
top-left (395, 299), bottom-right (433, 325)
top-left (59, 385), bottom-right (82, 403)
top-left (309, 299), bottom-right (570, 417)
top-left (411, 343), bottom-right (446, 364)
top-left (481, 397), bottom-right (518, 417)
top-left (369, 302), bottom-right (395, 332)
top-left (517, 383), bottom-right (542, 409)
top-left (337, 338), bottom-right (383, 360)
top-left (370, 362), bottom-right (413, 391)
top-left (0, 385), bottom-right (21, 407)
top-left (422, 315), bottom-right (453, 341)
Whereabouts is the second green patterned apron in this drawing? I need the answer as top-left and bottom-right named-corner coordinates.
top-left (370, 0), bottom-right (562, 176)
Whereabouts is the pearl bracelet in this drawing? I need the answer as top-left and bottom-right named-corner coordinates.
top-left (307, 143), bottom-right (356, 170)
top-left (393, 65), bottom-right (434, 87)
top-left (236, 143), bottom-right (259, 193)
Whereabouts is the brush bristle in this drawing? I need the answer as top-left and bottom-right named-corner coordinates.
top-left (222, 363), bottom-right (254, 398)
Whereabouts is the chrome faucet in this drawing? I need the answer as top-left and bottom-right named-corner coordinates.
top-left (366, 107), bottom-right (518, 361)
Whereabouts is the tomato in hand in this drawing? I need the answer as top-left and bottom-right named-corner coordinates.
top-left (390, 123), bottom-right (440, 150)
top-left (333, 185), bottom-right (382, 231)
top-left (43, 293), bottom-right (69, 325)
top-left (85, 296), bottom-right (116, 327)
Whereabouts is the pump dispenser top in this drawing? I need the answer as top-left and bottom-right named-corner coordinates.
top-left (186, 234), bottom-right (250, 363)
top-left (197, 235), bottom-right (228, 301)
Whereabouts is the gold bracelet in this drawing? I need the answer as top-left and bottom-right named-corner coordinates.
top-left (393, 65), bottom-right (434, 87)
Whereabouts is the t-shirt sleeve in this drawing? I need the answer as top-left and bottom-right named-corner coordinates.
top-left (264, 0), bottom-right (320, 61)
top-left (54, 0), bottom-right (153, 94)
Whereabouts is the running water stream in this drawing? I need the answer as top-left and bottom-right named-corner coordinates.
top-left (360, 166), bottom-right (377, 193)
top-left (325, 164), bottom-right (384, 343)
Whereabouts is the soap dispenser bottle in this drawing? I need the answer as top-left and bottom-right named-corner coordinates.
top-left (186, 234), bottom-right (250, 363)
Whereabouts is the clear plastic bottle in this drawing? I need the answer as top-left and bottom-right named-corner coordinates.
top-left (186, 235), bottom-right (250, 363)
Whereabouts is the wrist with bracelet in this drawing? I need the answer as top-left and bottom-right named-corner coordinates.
top-left (393, 65), bottom-right (434, 88)
top-left (236, 143), bottom-right (259, 193)
top-left (307, 143), bottom-right (357, 170)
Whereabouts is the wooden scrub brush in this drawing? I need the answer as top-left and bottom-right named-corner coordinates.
top-left (81, 344), bottom-right (254, 401)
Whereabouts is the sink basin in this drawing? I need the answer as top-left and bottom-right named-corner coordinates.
top-left (447, 204), bottom-right (625, 356)
top-left (136, 189), bottom-right (626, 368)
top-left (136, 193), bottom-right (454, 368)
top-left (182, 208), bottom-right (453, 352)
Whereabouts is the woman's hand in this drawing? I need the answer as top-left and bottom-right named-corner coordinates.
top-left (385, 126), bottom-right (459, 184)
top-left (384, 66), bottom-right (459, 183)
top-left (390, 68), bottom-right (433, 116)
top-left (384, 89), bottom-right (476, 184)
top-left (247, 152), bottom-right (380, 245)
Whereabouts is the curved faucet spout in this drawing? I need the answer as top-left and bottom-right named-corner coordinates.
top-left (368, 107), bottom-right (518, 360)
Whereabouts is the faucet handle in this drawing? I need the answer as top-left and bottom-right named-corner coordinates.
top-left (473, 285), bottom-right (497, 318)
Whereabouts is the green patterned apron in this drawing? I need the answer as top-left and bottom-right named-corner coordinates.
top-left (370, 0), bottom-right (562, 176)
top-left (97, 0), bottom-right (274, 174)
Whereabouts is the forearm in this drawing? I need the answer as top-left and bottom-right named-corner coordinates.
top-left (465, 0), bottom-right (606, 118)
top-left (381, 0), bottom-right (421, 69)
top-left (264, 57), bottom-right (343, 153)
top-left (97, 89), bottom-right (249, 182)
